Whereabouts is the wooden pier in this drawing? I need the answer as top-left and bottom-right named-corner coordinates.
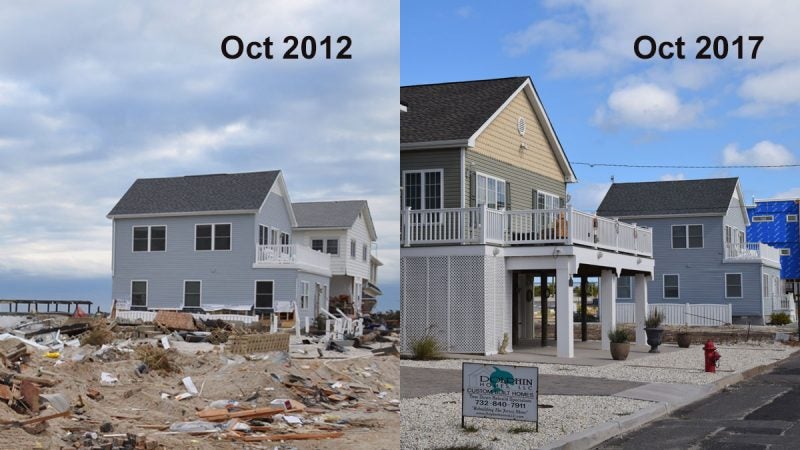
top-left (0, 299), bottom-right (94, 315)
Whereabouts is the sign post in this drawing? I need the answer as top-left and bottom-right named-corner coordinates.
top-left (461, 362), bottom-right (539, 431)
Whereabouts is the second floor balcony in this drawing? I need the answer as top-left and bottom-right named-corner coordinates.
top-left (255, 244), bottom-right (331, 276)
top-left (401, 206), bottom-right (653, 257)
top-left (724, 242), bottom-right (781, 265)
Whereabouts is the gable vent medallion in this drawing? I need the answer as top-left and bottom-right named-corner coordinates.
top-left (517, 117), bottom-right (526, 136)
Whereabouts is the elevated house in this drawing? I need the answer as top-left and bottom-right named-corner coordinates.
top-left (597, 178), bottom-right (782, 325)
top-left (746, 198), bottom-right (799, 317)
top-left (108, 171), bottom-right (343, 323)
top-left (292, 200), bottom-right (382, 316)
top-left (400, 76), bottom-right (655, 358)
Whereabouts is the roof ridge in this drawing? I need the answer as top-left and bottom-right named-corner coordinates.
top-left (134, 169), bottom-right (281, 181)
top-left (401, 76), bottom-right (528, 89)
top-left (610, 177), bottom-right (739, 186)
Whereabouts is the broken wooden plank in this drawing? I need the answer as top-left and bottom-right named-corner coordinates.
top-left (230, 431), bottom-right (344, 442)
top-left (197, 406), bottom-right (301, 422)
top-left (0, 410), bottom-right (70, 426)
top-left (0, 370), bottom-right (58, 387)
top-left (19, 380), bottom-right (39, 413)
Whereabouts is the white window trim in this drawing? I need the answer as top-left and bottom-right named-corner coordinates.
top-left (350, 239), bottom-right (357, 258)
top-left (671, 224), bottom-right (704, 249)
top-left (258, 224), bottom-right (269, 245)
top-left (535, 190), bottom-right (561, 210)
top-left (254, 280), bottom-right (275, 310)
top-left (130, 280), bottom-right (148, 308)
top-left (182, 280), bottom-right (202, 309)
top-left (616, 276), bottom-right (632, 299)
top-left (401, 169), bottom-right (444, 210)
top-left (475, 171), bottom-right (507, 210)
top-left (752, 215), bottom-right (774, 222)
top-left (725, 272), bottom-right (743, 299)
top-left (663, 274), bottom-right (680, 299)
top-left (131, 225), bottom-right (167, 253)
top-left (362, 244), bottom-right (368, 262)
top-left (787, 214), bottom-right (798, 222)
top-left (780, 248), bottom-right (791, 256)
top-left (300, 281), bottom-right (310, 309)
top-left (194, 223), bottom-right (233, 251)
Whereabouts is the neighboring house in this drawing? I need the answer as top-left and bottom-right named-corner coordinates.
top-left (107, 171), bottom-right (332, 323)
top-left (292, 200), bottom-right (382, 315)
top-left (597, 178), bottom-right (782, 325)
top-left (400, 76), bottom-right (655, 358)
top-left (746, 198), bottom-right (800, 315)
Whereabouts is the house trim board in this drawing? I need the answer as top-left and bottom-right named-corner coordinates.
top-left (107, 209), bottom-right (256, 219)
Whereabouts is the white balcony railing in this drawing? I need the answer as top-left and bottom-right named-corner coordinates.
top-left (401, 206), bottom-right (653, 257)
top-left (724, 242), bottom-right (781, 264)
top-left (256, 244), bottom-right (331, 270)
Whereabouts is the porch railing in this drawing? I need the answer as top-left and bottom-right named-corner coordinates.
top-left (401, 206), bottom-right (653, 257)
top-left (724, 242), bottom-right (781, 264)
top-left (256, 244), bottom-right (331, 270)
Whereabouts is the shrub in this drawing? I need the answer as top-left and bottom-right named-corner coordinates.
top-left (135, 344), bottom-right (178, 374)
top-left (573, 311), bottom-right (599, 322)
top-left (410, 335), bottom-right (442, 360)
top-left (81, 322), bottom-right (113, 346)
top-left (645, 309), bottom-right (666, 328)
top-left (608, 326), bottom-right (629, 343)
top-left (770, 312), bottom-right (792, 326)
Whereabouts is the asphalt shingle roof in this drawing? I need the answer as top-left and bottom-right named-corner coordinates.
top-left (400, 76), bottom-right (529, 144)
top-left (596, 178), bottom-right (739, 217)
top-left (108, 171), bottom-right (280, 216)
top-left (292, 200), bottom-right (366, 228)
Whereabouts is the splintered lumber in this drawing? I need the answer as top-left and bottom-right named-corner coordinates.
top-left (19, 381), bottom-right (40, 413)
top-left (0, 370), bottom-right (58, 387)
top-left (197, 406), bottom-right (301, 422)
top-left (231, 431), bottom-right (344, 442)
top-left (0, 410), bottom-right (71, 426)
top-left (0, 385), bottom-right (11, 401)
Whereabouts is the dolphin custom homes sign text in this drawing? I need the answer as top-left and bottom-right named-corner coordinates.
top-left (462, 362), bottom-right (539, 428)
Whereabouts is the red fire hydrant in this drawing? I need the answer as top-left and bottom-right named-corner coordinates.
top-left (703, 339), bottom-right (721, 373)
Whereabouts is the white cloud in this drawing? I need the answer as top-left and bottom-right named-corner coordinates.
top-left (660, 173), bottom-right (686, 181)
top-left (503, 20), bottom-right (579, 57)
top-left (738, 65), bottom-right (800, 114)
top-left (455, 6), bottom-right (473, 18)
top-left (594, 83), bottom-right (701, 130)
top-left (722, 141), bottom-right (796, 167)
top-left (774, 187), bottom-right (800, 199)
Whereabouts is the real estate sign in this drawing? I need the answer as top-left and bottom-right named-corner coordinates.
top-left (462, 362), bottom-right (539, 426)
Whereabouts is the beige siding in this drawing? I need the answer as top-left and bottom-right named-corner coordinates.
top-left (400, 148), bottom-right (461, 208)
top-left (465, 151), bottom-right (566, 209)
top-left (473, 90), bottom-right (565, 182)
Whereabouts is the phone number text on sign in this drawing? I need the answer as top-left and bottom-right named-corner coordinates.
top-left (462, 362), bottom-right (538, 423)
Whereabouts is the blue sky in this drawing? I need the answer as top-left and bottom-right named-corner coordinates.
top-left (402, 1), bottom-right (800, 212)
top-left (0, 1), bottom-right (399, 312)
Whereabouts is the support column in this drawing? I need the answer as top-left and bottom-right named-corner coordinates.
top-left (600, 270), bottom-right (617, 351)
top-left (634, 274), bottom-right (649, 346)
top-left (540, 275), bottom-right (548, 346)
top-left (556, 266), bottom-right (573, 358)
top-left (580, 277), bottom-right (588, 342)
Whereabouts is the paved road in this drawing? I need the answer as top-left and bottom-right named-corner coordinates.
top-left (599, 350), bottom-right (800, 449)
top-left (401, 367), bottom-right (643, 398)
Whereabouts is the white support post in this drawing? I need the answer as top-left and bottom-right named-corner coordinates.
top-left (600, 270), bottom-right (617, 351)
top-left (566, 206), bottom-right (574, 245)
top-left (305, 316), bottom-right (310, 334)
top-left (403, 206), bottom-right (412, 247)
top-left (685, 302), bottom-right (691, 326)
top-left (634, 274), bottom-right (648, 346)
top-left (271, 314), bottom-right (278, 333)
top-left (480, 204), bottom-right (488, 244)
top-left (556, 266), bottom-right (573, 358)
top-left (294, 303), bottom-right (301, 337)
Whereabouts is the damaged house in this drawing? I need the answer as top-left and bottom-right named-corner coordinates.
top-left (107, 170), bottom-right (380, 322)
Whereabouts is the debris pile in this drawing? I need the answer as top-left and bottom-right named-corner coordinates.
top-left (0, 309), bottom-right (399, 449)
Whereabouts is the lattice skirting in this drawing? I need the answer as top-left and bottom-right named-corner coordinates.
top-left (401, 254), bottom-right (509, 355)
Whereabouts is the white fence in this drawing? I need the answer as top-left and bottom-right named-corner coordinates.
top-left (115, 310), bottom-right (260, 325)
top-left (615, 303), bottom-right (732, 326)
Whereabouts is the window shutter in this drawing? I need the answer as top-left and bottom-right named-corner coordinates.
top-left (469, 171), bottom-right (476, 207)
top-left (559, 197), bottom-right (566, 208)
top-left (505, 181), bottom-right (511, 210)
top-left (532, 190), bottom-right (538, 209)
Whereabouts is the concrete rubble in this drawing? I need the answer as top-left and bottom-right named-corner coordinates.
top-left (0, 310), bottom-right (400, 449)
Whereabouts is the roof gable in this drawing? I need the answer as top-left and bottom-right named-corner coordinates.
top-left (597, 178), bottom-right (740, 218)
top-left (108, 170), bottom-right (280, 217)
top-left (292, 200), bottom-right (377, 240)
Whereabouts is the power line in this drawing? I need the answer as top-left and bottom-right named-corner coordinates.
top-left (573, 162), bottom-right (800, 169)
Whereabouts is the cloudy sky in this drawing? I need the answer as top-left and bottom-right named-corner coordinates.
top-left (0, 1), bottom-right (400, 311)
top-left (402, 1), bottom-right (800, 212)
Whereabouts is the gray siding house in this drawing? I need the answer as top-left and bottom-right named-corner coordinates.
top-left (597, 178), bottom-right (782, 325)
top-left (108, 170), bottom-right (332, 322)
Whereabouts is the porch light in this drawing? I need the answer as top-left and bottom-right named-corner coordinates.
top-left (568, 277), bottom-right (574, 287)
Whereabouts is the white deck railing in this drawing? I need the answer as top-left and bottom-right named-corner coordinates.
top-left (401, 206), bottom-right (653, 257)
top-left (724, 242), bottom-right (781, 264)
top-left (256, 244), bottom-right (331, 270)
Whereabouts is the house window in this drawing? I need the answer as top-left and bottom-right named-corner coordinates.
top-left (131, 281), bottom-right (147, 307)
top-left (196, 224), bottom-right (231, 251)
top-left (184, 281), bottom-right (201, 308)
top-left (281, 232), bottom-right (290, 245)
top-left (617, 276), bottom-right (632, 299)
top-left (781, 248), bottom-right (791, 256)
top-left (363, 244), bottom-right (368, 261)
top-left (663, 274), bottom-right (680, 299)
top-left (350, 239), bottom-right (356, 258)
top-left (258, 225), bottom-right (269, 245)
top-left (255, 281), bottom-right (274, 309)
top-left (133, 226), bottom-right (166, 252)
top-left (476, 173), bottom-right (506, 210)
top-left (300, 282), bottom-right (309, 309)
top-left (311, 239), bottom-right (324, 252)
top-left (787, 215), bottom-right (798, 222)
top-left (726, 273), bottom-right (742, 298)
top-left (536, 191), bottom-right (562, 210)
top-left (763, 274), bottom-right (769, 297)
top-left (752, 215), bottom-right (774, 222)
top-left (672, 225), bottom-right (703, 249)
top-left (403, 170), bottom-right (442, 210)
top-left (326, 239), bottom-right (338, 255)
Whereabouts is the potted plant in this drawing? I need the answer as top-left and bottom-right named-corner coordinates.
top-left (644, 309), bottom-right (666, 353)
top-left (675, 323), bottom-right (691, 348)
top-left (608, 326), bottom-right (630, 360)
